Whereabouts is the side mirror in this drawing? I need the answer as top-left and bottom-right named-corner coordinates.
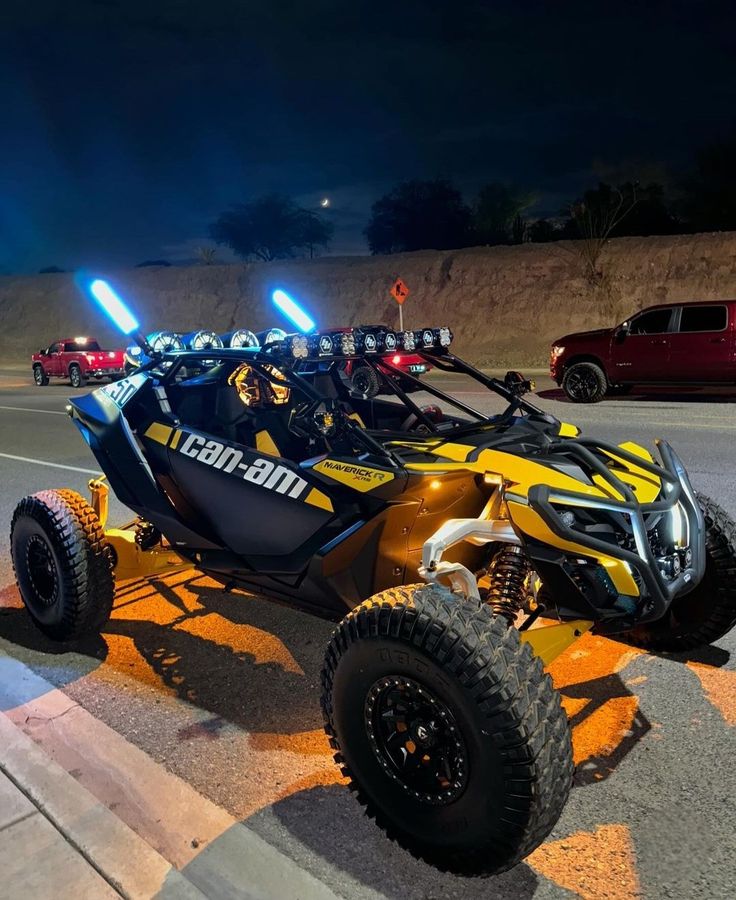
top-left (39, 348), bottom-right (48, 355)
top-left (504, 370), bottom-right (535, 396)
top-left (615, 323), bottom-right (630, 343)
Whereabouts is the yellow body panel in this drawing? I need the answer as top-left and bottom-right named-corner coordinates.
top-left (255, 430), bottom-right (281, 457)
top-left (507, 501), bottom-right (640, 596)
top-left (520, 619), bottom-right (593, 665)
top-left (313, 458), bottom-right (394, 492)
top-left (106, 529), bottom-right (191, 581)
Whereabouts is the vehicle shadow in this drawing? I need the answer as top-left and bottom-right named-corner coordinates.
top-left (538, 385), bottom-right (736, 404)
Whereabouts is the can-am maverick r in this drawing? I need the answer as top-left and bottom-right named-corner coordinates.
top-left (10, 284), bottom-right (736, 876)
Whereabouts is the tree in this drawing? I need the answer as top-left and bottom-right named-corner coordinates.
top-left (364, 179), bottom-right (472, 254)
top-left (196, 246), bottom-right (218, 265)
top-left (473, 183), bottom-right (534, 245)
top-left (38, 265), bottom-right (66, 273)
top-left (210, 194), bottom-right (333, 262)
top-left (679, 136), bottom-right (736, 232)
top-left (527, 218), bottom-right (562, 243)
top-left (565, 183), bottom-right (638, 284)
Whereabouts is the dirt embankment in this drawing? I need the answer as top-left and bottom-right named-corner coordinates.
top-left (2, 232), bottom-right (735, 367)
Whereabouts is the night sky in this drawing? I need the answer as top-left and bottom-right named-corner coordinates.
top-left (1, 0), bottom-right (735, 273)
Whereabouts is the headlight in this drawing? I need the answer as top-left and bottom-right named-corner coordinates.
top-left (551, 345), bottom-right (565, 357)
top-left (228, 329), bottom-right (259, 349)
top-left (401, 330), bottom-right (416, 351)
top-left (340, 332), bottom-right (356, 355)
top-left (148, 331), bottom-right (186, 353)
top-left (438, 326), bottom-right (452, 347)
top-left (263, 328), bottom-right (287, 346)
top-left (290, 335), bottom-right (309, 359)
top-left (187, 330), bottom-right (224, 351)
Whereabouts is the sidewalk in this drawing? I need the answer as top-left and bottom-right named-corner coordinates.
top-left (0, 649), bottom-right (343, 900)
top-left (0, 711), bottom-right (203, 900)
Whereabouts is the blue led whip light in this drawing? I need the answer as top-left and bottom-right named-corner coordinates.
top-left (272, 289), bottom-right (316, 333)
top-left (89, 279), bottom-right (140, 335)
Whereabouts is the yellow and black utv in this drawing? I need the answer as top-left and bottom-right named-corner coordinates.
top-left (10, 315), bottom-right (736, 876)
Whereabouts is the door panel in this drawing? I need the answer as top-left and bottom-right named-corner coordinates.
top-left (46, 343), bottom-right (62, 376)
top-left (668, 304), bottom-right (733, 382)
top-left (610, 308), bottom-right (674, 382)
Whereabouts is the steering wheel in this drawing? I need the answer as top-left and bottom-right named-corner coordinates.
top-left (400, 404), bottom-right (445, 434)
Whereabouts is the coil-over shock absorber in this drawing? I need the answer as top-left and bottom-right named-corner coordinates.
top-left (484, 545), bottom-right (530, 623)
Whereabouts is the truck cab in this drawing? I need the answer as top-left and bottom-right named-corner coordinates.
top-left (551, 300), bottom-right (736, 402)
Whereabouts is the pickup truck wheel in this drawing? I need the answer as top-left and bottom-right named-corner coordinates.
top-left (562, 361), bottom-right (607, 403)
top-left (321, 584), bottom-right (573, 875)
top-left (32, 365), bottom-right (49, 386)
top-left (623, 493), bottom-right (736, 651)
top-left (69, 364), bottom-right (86, 388)
top-left (350, 364), bottom-right (381, 398)
top-left (10, 489), bottom-right (115, 640)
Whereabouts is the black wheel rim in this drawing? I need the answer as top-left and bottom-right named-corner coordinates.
top-left (567, 369), bottom-right (598, 401)
top-left (26, 535), bottom-right (59, 607)
top-left (365, 676), bottom-right (468, 805)
top-left (352, 371), bottom-right (372, 395)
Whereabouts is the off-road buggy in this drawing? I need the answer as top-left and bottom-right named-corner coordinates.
top-left (10, 291), bottom-right (736, 876)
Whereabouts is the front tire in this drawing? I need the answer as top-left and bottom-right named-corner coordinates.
top-left (562, 361), bottom-right (607, 403)
top-left (321, 584), bottom-right (573, 875)
top-left (69, 364), bottom-right (85, 388)
top-left (623, 494), bottom-right (736, 651)
top-left (10, 489), bottom-right (114, 640)
top-left (32, 365), bottom-right (49, 386)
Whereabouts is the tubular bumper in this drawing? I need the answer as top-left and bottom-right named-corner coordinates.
top-left (527, 439), bottom-right (705, 625)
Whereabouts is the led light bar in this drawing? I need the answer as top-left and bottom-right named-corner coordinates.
top-left (272, 289), bottom-right (316, 333)
top-left (281, 325), bottom-right (453, 360)
top-left (89, 279), bottom-right (140, 335)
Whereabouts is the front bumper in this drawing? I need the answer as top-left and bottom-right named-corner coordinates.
top-left (527, 439), bottom-right (705, 625)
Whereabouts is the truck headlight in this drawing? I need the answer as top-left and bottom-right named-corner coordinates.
top-left (551, 345), bottom-right (565, 357)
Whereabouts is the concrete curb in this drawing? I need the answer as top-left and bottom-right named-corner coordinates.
top-left (0, 710), bottom-right (205, 899)
top-left (0, 649), bottom-right (343, 900)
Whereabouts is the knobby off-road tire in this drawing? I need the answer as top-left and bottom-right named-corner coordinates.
top-left (321, 584), bottom-right (573, 875)
top-left (562, 361), bottom-right (607, 403)
top-left (69, 363), bottom-right (86, 388)
top-left (10, 489), bottom-right (114, 640)
top-left (624, 493), bottom-right (736, 651)
top-left (350, 364), bottom-right (381, 398)
top-left (32, 365), bottom-right (49, 386)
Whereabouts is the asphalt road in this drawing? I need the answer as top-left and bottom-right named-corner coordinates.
top-left (1, 368), bottom-right (735, 899)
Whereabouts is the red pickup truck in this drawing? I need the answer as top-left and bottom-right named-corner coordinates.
top-left (551, 300), bottom-right (736, 402)
top-left (32, 338), bottom-right (126, 387)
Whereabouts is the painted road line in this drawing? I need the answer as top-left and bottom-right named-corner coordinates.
top-left (0, 452), bottom-right (99, 475)
top-left (0, 405), bottom-right (67, 415)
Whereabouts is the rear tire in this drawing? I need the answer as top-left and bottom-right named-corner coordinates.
top-left (350, 364), bottom-right (381, 398)
top-left (69, 364), bottom-right (85, 388)
top-left (623, 494), bottom-right (736, 651)
top-left (321, 584), bottom-right (573, 875)
top-left (562, 361), bottom-right (607, 403)
top-left (10, 489), bottom-right (114, 640)
top-left (33, 365), bottom-right (49, 386)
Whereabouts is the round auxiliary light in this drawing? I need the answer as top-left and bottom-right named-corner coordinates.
top-left (263, 327), bottom-right (287, 346)
top-left (186, 330), bottom-right (224, 351)
top-left (147, 331), bottom-right (186, 353)
top-left (421, 329), bottom-right (435, 348)
top-left (229, 329), bottom-right (260, 349)
top-left (384, 331), bottom-right (397, 351)
top-left (438, 326), bottom-right (452, 347)
top-left (402, 330), bottom-right (416, 352)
